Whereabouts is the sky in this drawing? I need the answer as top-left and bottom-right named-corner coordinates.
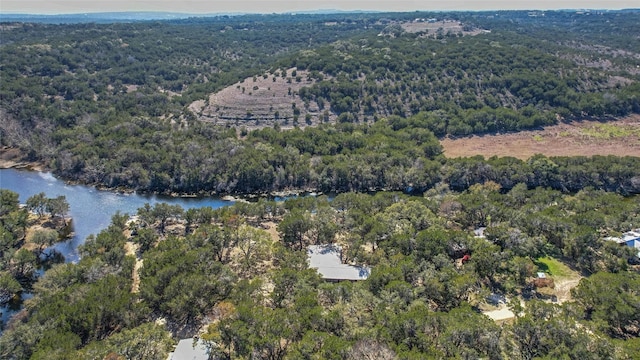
top-left (0, 1), bottom-right (637, 15)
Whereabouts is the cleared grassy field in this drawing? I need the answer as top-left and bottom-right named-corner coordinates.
top-left (441, 115), bottom-right (640, 159)
top-left (536, 256), bottom-right (577, 278)
top-left (535, 256), bottom-right (583, 304)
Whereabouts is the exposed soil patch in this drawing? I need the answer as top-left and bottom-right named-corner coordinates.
top-left (441, 115), bottom-right (640, 159)
top-left (189, 68), bottom-right (331, 130)
top-left (554, 278), bottom-right (582, 304)
top-left (0, 147), bottom-right (46, 171)
top-left (124, 241), bottom-right (143, 294)
top-left (261, 221), bottom-right (280, 242)
top-left (125, 84), bottom-right (138, 93)
top-left (400, 19), bottom-right (489, 37)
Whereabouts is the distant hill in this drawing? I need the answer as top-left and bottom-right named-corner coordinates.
top-left (0, 12), bottom-right (207, 24)
top-left (0, 10), bottom-right (381, 24)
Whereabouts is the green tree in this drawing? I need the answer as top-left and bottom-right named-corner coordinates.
top-left (9, 248), bottom-right (38, 281)
top-left (29, 274), bottom-right (144, 346)
top-left (470, 240), bottom-right (503, 284)
top-left (134, 227), bottom-right (158, 254)
top-left (572, 272), bottom-right (640, 339)
top-left (193, 225), bottom-right (232, 263)
top-left (1, 208), bottom-right (29, 243)
top-left (508, 300), bottom-right (615, 360)
top-left (0, 271), bottom-right (22, 304)
top-left (31, 229), bottom-right (59, 258)
top-left (289, 331), bottom-right (350, 360)
top-left (46, 196), bottom-right (69, 224)
top-left (0, 189), bottom-right (20, 217)
top-left (76, 323), bottom-right (174, 360)
top-left (234, 224), bottom-right (271, 276)
top-left (151, 203), bottom-right (184, 234)
top-left (139, 236), bottom-right (235, 327)
top-left (278, 209), bottom-right (312, 251)
top-left (309, 206), bottom-right (339, 245)
top-left (271, 267), bottom-right (321, 309)
top-left (184, 208), bottom-right (198, 235)
top-left (136, 203), bottom-right (155, 228)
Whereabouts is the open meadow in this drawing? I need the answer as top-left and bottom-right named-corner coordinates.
top-left (441, 115), bottom-right (640, 159)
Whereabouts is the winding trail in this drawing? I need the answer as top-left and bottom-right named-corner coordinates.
top-left (554, 278), bottom-right (583, 304)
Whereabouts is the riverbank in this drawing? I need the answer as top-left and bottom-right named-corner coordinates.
top-left (0, 147), bottom-right (47, 172)
top-left (1, 158), bottom-right (318, 201)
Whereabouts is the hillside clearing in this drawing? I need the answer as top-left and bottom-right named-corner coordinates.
top-left (189, 68), bottom-right (330, 129)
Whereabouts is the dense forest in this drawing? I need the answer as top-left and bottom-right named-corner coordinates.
top-left (1, 9), bottom-right (640, 359)
top-left (1, 10), bottom-right (639, 195)
top-left (1, 187), bottom-right (639, 359)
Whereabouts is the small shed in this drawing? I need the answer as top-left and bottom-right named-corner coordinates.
top-left (308, 244), bottom-right (371, 281)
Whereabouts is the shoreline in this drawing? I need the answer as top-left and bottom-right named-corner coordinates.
top-left (0, 147), bottom-right (48, 172)
top-left (1, 165), bottom-right (318, 202)
top-left (1, 147), bottom-right (320, 201)
top-left (0, 159), bottom-right (48, 173)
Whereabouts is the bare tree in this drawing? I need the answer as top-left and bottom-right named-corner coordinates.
top-left (347, 339), bottom-right (397, 360)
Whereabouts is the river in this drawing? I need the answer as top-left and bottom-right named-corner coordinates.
top-left (0, 168), bottom-right (233, 328)
top-left (0, 168), bottom-right (232, 263)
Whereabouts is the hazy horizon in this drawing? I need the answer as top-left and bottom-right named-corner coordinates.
top-left (1, 0), bottom-right (637, 15)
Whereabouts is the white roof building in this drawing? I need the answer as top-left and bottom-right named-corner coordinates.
top-left (308, 244), bottom-right (371, 281)
top-left (168, 338), bottom-right (209, 360)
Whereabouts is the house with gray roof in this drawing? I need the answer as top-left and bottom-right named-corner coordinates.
top-left (308, 244), bottom-right (371, 281)
top-left (168, 338), bottom-right (209, 360)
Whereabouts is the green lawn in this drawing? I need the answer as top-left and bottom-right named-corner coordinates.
top-left (535, 256), bottom-right (576, 278)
